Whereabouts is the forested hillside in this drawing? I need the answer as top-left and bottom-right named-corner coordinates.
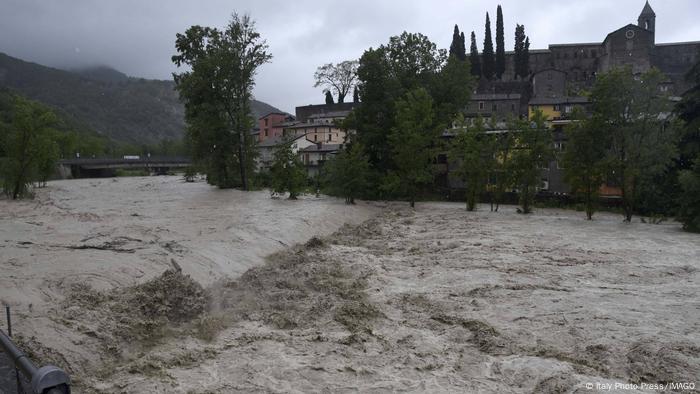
top-left (0, 53), bottom-right (283, 145)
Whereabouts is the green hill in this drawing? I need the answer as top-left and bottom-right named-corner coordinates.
top-left (0, 53), bottom-right (284, 145)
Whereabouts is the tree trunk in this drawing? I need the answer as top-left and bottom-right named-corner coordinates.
top-left (238, 130), bottom-right (248, 191)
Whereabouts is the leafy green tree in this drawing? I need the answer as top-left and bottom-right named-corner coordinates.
top-left (325, 90), bottom-right (335, 104)
top-left (675, 54), bottom-right (700, 230)
top-left (591, 67), bottom-right (676, 222)
top-left (431, 56), bottom-right (475, 126)
top-left (323, 143), bottom-right (370, 204)
top-left (450, 116), bottom-right (494, 211)
top-left (270, 141), bottom-right (307, 199)
top-left (386, 88), bottom-right (438, 208)
top-left (460, 32), bottom-right (467, 62)
top-left (482, 13), bottom-right (495, 80)
top-left (469, 32), bottom-right (481, 77)
top-left (352, 32), bottom-right (447, 195)
top-left (491, 129), bottom-right (515, 211)
top-left (510, 110), bottom-right (553, 214)
top-left (677, 158), bottom-right (700, 231)
top-left (495, 5), bottom-right (505, 79)
top-left (562, 112), bottom-right (608, 219)
top-left (35, 133), bottom-right (60, 187)
top-left (1, 97), bottom-right (58, 199)
top-left (172, 13), bottom-right (271, 190)
top-left (314, 60), bottom-right (358, 103)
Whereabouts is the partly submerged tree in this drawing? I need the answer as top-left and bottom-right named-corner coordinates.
top-left (386, 88), bottom-right (439, 208)
top-left (323, 142), bottom-right (370, 204)
top-left (314, 60), bottom-right (359, 103)
top-left (450, 116), bottom-right (495, 211)
top-left (562, 111), bottom-right (608, 220)
top-left (675, 55), bottom-right (700, 231)
top-left (172, 13), bottom-right (271, 190)
top-left (1, 96), bottom-right (58, 199)
top-left (510, 110), bottom-right (553, 214)
top-left (591, 67), bottom-right (676, 222)
top-left (270, 141), bottom-right (307, 199)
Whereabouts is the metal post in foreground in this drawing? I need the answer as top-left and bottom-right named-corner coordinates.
top-left (0, 326), bottom-right (70, 393)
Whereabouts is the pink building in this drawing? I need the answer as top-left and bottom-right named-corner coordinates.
top-left (258, 112), bottom-right (293, 143)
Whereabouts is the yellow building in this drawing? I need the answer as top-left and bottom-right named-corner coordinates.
top-left (528, 96), bottom-right (590, 123)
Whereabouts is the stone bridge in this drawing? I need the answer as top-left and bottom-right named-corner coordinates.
top-left (57, 157), bottom-right (191, 178)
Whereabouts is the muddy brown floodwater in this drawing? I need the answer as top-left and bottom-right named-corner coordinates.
top-left (1, 178), bottom-right (699, 393)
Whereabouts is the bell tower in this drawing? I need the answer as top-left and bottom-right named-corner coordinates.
top-left (637, 1), bottom-right (656, 43)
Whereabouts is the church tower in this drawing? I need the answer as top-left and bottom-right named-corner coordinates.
top-left (638, 1), bottom-right (656, 43)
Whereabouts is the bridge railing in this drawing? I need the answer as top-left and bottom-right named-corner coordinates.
top-left (0, 307), bottom-right (70, 394)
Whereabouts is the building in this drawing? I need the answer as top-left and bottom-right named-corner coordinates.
top-left (481, 1), bottom-right (699, 97)
top-left (257, 134), bottom-right (315, 170)
top-left (258, 112), bottom-right (295, 143)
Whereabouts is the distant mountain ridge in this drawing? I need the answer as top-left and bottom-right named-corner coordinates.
top-left (0, 53), bottom-right (284, 144)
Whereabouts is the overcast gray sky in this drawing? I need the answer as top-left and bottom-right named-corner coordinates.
top-left (1, 0), bottom-right (699, 112)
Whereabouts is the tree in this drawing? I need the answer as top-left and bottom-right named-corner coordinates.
top-left (450, 116), bottom-right (494, 211)
top-left (323, 143), bottom-right (370, 204)
top-left (313, 60), bottom-right (359, 103)
top-left (469, 31), bottom-right (482, 77)
top-left (431, 55), bottom-right (475, 126)
top-left (495, 5), bottom-right (505, 79)
top-left (172, 13), bottom-right (271, 190)
top-left (677, 158), bottom-right (700, 231)
top-left (514, 24), bottom-right (529, 79)
top-left (491, 129), bottom-right (515, 212)
top-left (562, 112), bottom-right (608, 219)
top-left (482, 13), bottom-right (495, 80)
top-left (675, 54), bottom-right (700, 231)
top-left (386, 88), bottom-right (439, 208)
top-left (450, 25), bottom-right (462, 59)
top-left (460, 32), bottom-right (467, 62)
top-left (352, 32), bottom-right (447, 195)
top-left (591, 67), bottom-right (676, 222)
top-left (325, 90), bottom-right (334, 104)
top-left (270, 141), bottom-right (307, 199)
top-left (510, 110), bottom-right (554, 214)
top-left (1, 97), bottom-right (58, 199)
top-left (35, 133), bottom-right (59, 187)
top-left (353, 86), bottom-right (360, 103)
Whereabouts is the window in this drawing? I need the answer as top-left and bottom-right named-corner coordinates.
top-left (264, 118), bottom-right (268, 126)
top-left (553, 105), bottom-right (561, 111)
top-left (479, 102), bottom-right (485, 110)
top-left (264, 129), bottom-right (268, 137)
top-left (314, 134), bottom-right (318, 142)
top-left (327, 133), bottom-right (331, 142)
top-left (573, 51), bottom-right (578, 59)
top-left (492, 103), bottom-right (498, 111)
top-left (511, 103), bottom-right (515, 111)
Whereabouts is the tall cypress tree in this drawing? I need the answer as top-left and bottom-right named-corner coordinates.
top-left (523, 36), bottom-right (530, 78)
top-left (459, 32), bottom-right (467, 61)
top-left (514, 24), bottom-right (526, 79)
top-left (450, 25), bottom-right (462, 59)
top-left (470, 31), bottom-right (481, 77)
top-left (482, 13), bottom-right (495, 80)
top-left (495, 5), bottom-right (505, 79)
top-left (325, 90), bottom-right (335, 104)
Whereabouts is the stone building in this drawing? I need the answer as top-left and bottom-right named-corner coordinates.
top-left (488, 1), bottom-right (699, 96)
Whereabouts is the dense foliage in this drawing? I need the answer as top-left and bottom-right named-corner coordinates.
top-left (323, 142), bottom-right (370, 204)
top-left (270, 141), bottom-right (307, 200)
top-left (172, 13), bottom-right (271, 190)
